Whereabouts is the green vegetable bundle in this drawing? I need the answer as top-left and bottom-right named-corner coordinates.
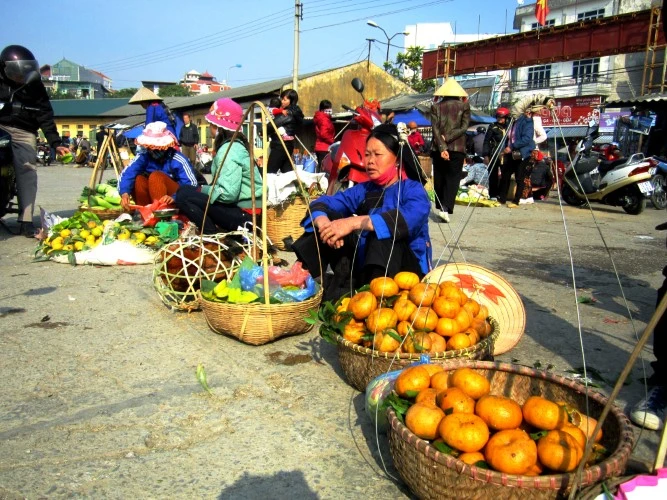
top-left (79, 183), bottom-right (122, 211)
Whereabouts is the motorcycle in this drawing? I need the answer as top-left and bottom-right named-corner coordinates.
top-left (0, 71), bottom-right (41, 220)
top-left (196, 145), bottom-right (213, 174)
top-left (36, 142), bottom-right (51, 166)
top-left (560, 123), bottom-right (653, 215)
top-left (322, 78), bottom-right (381, 195)
top-left (648, 156), bottom-right (667, 209)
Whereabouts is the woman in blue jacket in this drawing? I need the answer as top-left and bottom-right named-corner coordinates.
top-left (128, 87), bottom-right (177, 136)
top-left (498, 108), bottom-right (535, 207)
top-left (293, 123), bottom-right (431, 302)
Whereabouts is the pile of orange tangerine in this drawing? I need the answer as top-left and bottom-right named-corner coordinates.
top-left (395, 365), bottom-right (605, 475)
top-left (337, 272), bottom-right (493, 353)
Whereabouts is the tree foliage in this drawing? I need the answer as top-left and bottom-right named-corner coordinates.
top-left (157, 84), bottom-right (193, 97)
top-left (112, 88), bottom-right (139, 98)
top-left (385, 46), bottom-right (437, 94)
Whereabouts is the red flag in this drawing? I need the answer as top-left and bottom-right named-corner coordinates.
top-left (535, 0), bottom-right (549, 26)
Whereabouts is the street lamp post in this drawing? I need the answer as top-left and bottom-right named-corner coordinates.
top-left (367, 20), bottom-right (409, 65)
top-left (226, 64), bottom-right (242, 85)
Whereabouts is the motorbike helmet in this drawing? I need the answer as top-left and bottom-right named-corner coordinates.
top-left (0, 45), bottom-right (39, 85)
top-left (496, 107), bottom-right (510, 119)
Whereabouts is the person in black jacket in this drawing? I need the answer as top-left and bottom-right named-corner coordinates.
top-left (0, 45), bottom-right (68, 237)
top-left (266, 89), bottom-right (304, 174)
top-left (482, 107), bottom-right (510, 201)
top-left (178, 112), bottom-right (199, 167)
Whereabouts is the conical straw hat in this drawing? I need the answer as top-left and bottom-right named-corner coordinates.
top-left (433, 78), bottom-right (468, 98)
top-left (128, 87), bottom-right (163, 104)
top-left (424, 262), bottom-right (525, 355)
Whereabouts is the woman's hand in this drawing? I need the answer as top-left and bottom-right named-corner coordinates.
top-left (316, 216), bottom-right (371, 249)
top-left (121, 193), bottom-right (131, 211)
top-left (159, 195), bottom-right (174, 205)
top-left (440, 150), bottom-right (450, 160)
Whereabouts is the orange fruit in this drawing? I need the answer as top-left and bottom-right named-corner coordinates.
top-left (431, 296), bottom-right (460, 319)
top-left (422, 364), bottom-right (444, 377)
top-left (439, 286), bottom-right (464, 305)
top-left (470, 317), bottom-right (488, 337)
top-left (369, 276), bottom-right (400, 298)
top-left (436, 387), bottom-right (475, 414)
top-left (409, 307), bottom-right (439, 331)
top-left (561, 424), bottom-right (588, 451)
top-left (342, 319), bottom-right (366, 344)
top-left (396, 320), bottom-right (413, 337)
top-left (484, 429), bottom-right (537, 475)
top-left (428, 332), bottom-right (447, 353)
top-left (435, 317), bottom-right (459, 337)
top-left (446, 333), bottom-right (472, 351)
top-left (537, 429), bottom-right (583, 472)
top-left (576, 414), bottom-right (603, 443)
top-left (438, 413), bottom-right (490, 453)
top-left (334, 297), bottom-right (351, 322)
top-left (394, 271), bottom-right (420, 290)
top-left (522, 396), bottom-right (569, 431)
top-left (403, 332), bottom-right (432, 354)
top-left (395, 365), bottom-right (431, 398)
top-left (476, 304), bottom-right (489, 319)
top-left (475, 395), bottom-right (523, 430)
top-left (393, 298), bottom-right (417, 322)
top-left (437, 281), bottom-right (458, 295)
top-left (348, 291), bottom-right (378, 320)
top-left (462, 299), bottom-right (481, 318)
top-left (524, 461), bottom-right (544, 477)
top-left (365, 307), bottom-right (398, 334)
top-left (454, 308), bottom-right (472, 331)
top-left (408, 283), bottom-right (438, 307)
top-left (415, 387), bottom-right (439, 406)
top-left (405, 403), bottom-right (445, 440)
top-left (458, 451), bottom-right (486, 466)
top-left (463, 328), bottom-right (480, 345)
top-left (449, 368), bottom-right (490, 400)
top-left (430, 371), bottom-right (450, 391)
top-left (372, 329), bottom-right (401, 352)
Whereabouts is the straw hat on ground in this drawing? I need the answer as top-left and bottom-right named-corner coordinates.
top-left (129, 87), bottom-right (162, 104)
top-left (434, 78), bottom-right (468, 98)
top-left (135, 121), bottom-right (177, 149)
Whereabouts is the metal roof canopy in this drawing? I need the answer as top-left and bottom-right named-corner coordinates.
top-left (422, 9), bottom-right (663, 78)
top-left (604, 92), bottom-right (667, 108)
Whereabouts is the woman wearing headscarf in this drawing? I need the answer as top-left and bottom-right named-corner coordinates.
top-left (175, 98), bottom-right (262, 234)
top-left (293, 123), bottom-right (431, 301)
top-left (118, 121), bottom-right (198, 211)
top-left (429, 78), bottom-right (471, 223)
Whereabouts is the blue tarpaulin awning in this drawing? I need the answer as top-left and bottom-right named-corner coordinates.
top-left (393, 109), bottom-right (430, 127)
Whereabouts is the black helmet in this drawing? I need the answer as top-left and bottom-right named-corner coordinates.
top-left (1, 45), bottom-right (39, 85)
top-left (476, 126), bottom-right (486, 134)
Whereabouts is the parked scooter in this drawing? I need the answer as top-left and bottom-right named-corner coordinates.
top-left (196, 144), bottom-right (213, 174)
top-left (322, 78), bottom-right (381, 195)
top-left (36, 141), bottom-right (51, 165)
top-left (560, 123), bottom-right (654, 214)
top-left (648, 156), bottom-right (667, 209)
top-left (0, 71), bottom-right (41, 219)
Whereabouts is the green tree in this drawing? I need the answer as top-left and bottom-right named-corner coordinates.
top-left (386, 46), bottom-right (436, 93)
top-left (112, 87), bottom-right (139, 98)
top-left (158, 84), bottom-right (193, 97)
top-left (47, 89), bottom-right (73, 100)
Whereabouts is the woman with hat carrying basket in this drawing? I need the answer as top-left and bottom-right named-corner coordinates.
top-left (129, 87), bottom-right (178, 137)
top-left (429, 78), bottom-right (471, 223)
top-left (174, 98), bottom-right (263, 234)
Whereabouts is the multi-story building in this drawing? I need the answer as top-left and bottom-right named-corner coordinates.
top-left (512, 0), bottom-right (652, 128)
top-left (180, 70), bottom-right (227, 95)
top-left (47, 58), bottom-right (112, 99)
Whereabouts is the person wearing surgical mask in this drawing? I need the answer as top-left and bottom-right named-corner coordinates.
top-left (118, 121), bottom-right (198, 211)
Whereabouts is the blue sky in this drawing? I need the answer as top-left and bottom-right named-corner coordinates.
top-left (7, 0), bottom-right (530, 89)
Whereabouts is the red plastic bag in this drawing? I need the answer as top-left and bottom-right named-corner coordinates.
top-left (266, 261), bottom-right (310, 287)
top-left (129, 200), bottom-right (171, 227)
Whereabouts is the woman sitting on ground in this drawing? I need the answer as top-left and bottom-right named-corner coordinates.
top-left (119, 121), bottom-right (198, 211)
top-left (292, 123), bottom-right (431, 302)
top-left (175, 98), bottom-right (263, 234)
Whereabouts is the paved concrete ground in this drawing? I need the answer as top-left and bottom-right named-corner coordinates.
top-left (0, 165), bottom-right (665, 498)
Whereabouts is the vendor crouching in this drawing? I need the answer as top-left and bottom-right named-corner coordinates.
top-left (119, 121), bottom-right (198, 211)
top-left (293, 123), bottom-right (432, 302)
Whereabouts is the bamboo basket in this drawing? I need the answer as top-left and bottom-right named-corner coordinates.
top-left (80, 207), bottom-right (122, 221)
top-left (200, 287), bottom-right (323, 345)
top-left (387, 360), bottom-right (635, 500)
top-left (198, 101), bottom-right (323, 345)
top-left (266, 196), bottom-right (315, 250)
top-left (335, 318), bottom-right (499, 392)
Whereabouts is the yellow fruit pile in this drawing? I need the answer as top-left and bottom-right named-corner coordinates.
top-left (394, 366), bottom-right (606, 476)
top-left (337, 272), bottom-right (493, 354)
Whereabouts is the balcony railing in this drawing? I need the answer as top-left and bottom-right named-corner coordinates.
top-left (512, 75), bottom-right (612, 93)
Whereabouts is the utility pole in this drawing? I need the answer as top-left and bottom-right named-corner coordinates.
top-left (292, 1), bottom-right (302, 91)
top-left (366, 38), bottom-right (375, 70)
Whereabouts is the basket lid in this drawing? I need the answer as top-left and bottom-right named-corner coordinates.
top-left (424, 263), bottom-right (525, 355)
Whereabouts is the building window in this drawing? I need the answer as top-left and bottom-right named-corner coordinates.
top-left (530, 19), bottom-right (555, 30)
top-left (573, 58), bottom-right (600, 83)
top-left (77, 124), bottom-right (83, 129)
top-left (577, 9), bottom-right (605, 21)
top-left (527, 65), bottom-right (551, 89)
top-left (62, 125), bottom-right (69, 129)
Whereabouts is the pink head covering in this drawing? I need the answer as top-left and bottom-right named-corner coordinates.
top-left (205, 98), bottom-right (243, 131)
top-left (135, 121), bottom-right (178, 149)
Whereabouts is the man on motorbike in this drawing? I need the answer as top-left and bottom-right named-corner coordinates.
top-left (0, 45), bottom-right (68, 236)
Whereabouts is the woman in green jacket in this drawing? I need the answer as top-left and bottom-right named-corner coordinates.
top-left (175, 98), bottom-right (262, 234)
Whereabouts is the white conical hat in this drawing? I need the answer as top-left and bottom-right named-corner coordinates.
top-left (433, 78), bottom-right (468, 98)
top-left (128, 87), bottom-right (163, 104)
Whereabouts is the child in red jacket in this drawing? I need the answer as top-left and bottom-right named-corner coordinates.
top-left (313, 99), bottom-right (335, 171)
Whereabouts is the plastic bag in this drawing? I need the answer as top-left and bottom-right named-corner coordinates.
top-left (266, 261), bottom-right (310, 287)
top-left (130, 200), bottom-right (171, 227)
